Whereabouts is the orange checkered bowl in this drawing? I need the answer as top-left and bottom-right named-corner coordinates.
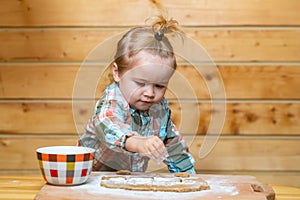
top-left (36, 146), bottom-right (95, 185)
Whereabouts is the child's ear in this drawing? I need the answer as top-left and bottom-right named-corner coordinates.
top-left (112, 63), bottom-right (121, 82)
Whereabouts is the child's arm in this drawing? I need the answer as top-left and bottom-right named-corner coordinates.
top-left (163, 109), bottom-right (196, 174)
top-left (93, 99), bottom-right (136, 152)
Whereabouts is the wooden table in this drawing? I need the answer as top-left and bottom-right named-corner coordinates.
top-left (0, 174), bottom-right (299, 200)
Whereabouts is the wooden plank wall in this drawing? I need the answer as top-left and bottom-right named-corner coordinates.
top-left (0, 0), bottom-right (299, 187)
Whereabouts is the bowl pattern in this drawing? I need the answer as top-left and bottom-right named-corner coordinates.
top-left (37, 151), bottom-right (94, 185)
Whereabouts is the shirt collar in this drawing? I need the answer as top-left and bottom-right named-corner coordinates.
top-left (130, 107), bottom-right (150, 117)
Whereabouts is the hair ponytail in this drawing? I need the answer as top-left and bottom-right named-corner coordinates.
top-left (149, 14), bottom-right (184, 41)
top-left (113, 12), bottom-right (183, 73)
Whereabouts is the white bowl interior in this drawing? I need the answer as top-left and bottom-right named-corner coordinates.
top-left (36, 146), bottom-right (95, 154)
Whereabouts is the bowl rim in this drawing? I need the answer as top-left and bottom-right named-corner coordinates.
top-left (36, 146), bottom-right (95, 154)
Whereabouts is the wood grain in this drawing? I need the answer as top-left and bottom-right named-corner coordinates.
top-left (0, 29), bottom-right (299, 62)
top-left (0, 135), bottom-right (298, 172)
top-left (0, 175), bottom-right (44, 200)
top-left (34, 172), bottom-right (275, 200)
top-left (1, 64), bottom-right (299, 99)
top-left (0, 101), bottom-right (299, 135)
top-left (189, 137), bottom-right (300, 171)
top-left (0, 0), bottom-right (299, 188)
top-left (0, 0), bottom-right (299, 26)
top-left (0, 175), bottom-right (299, 199)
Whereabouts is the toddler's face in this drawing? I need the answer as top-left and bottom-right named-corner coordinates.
top-left (114, 51), bottom-right (175, 111)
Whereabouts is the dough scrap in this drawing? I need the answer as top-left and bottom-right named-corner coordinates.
top-left (174, 172), bottom-right (190, 178)
top-left (116, 170), bottom-right (131, 175)
top-left (100, 173), bottom-right (210, 192)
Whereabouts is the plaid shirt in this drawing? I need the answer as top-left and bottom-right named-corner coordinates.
top-left (78, 83), bottom-right (195, 173)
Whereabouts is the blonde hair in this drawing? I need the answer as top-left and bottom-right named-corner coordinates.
top-left (114, 14), bottom-right (183, 74)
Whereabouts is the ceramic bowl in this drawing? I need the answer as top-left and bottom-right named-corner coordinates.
top-left (36, 146), bottom-right (95, 185)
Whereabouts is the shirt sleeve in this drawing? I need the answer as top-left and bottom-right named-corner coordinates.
top-left (163, 108), bottom-right (196, 174)
top-left (92, 98), bottom-right (138, 152)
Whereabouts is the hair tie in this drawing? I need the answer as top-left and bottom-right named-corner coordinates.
top-left (155, 30), bottom-right (164, 41)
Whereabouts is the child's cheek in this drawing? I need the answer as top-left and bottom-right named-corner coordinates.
top-left (155, 89), bottom-right (166, 100)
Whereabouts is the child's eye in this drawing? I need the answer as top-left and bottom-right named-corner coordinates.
top-left (135, 81), bottom-right (145, 86)
top-left (155, 84), bottom-right (165, 89)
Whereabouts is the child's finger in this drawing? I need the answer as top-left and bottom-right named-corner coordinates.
top-left (153, 138), bottom-right (169, 157)
top-left (152, 145), bottom-right (168, 162)
top-left (140, 136), bottom-right (169, 162)
top-left (156, 146), bottom-right (168, 160)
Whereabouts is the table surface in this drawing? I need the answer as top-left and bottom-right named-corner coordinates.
top-left (0, 174), bottom-right (299, 200)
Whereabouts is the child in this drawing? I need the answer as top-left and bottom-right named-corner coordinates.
top-left (78, 14), bottom-right (195, 174)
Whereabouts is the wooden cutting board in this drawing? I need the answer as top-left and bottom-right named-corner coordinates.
top-left (34, 172), bottom-right (275, 200)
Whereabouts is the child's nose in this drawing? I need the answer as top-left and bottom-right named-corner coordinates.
top-left (144, 85), bottom-right (155, 98)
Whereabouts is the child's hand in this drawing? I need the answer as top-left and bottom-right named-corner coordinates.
top-left (138, 135), bottom-right (169, 163)
top-left (125, 135), bottom-right (168, 163)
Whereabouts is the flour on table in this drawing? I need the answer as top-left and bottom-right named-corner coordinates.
top-left (71, 175), bottom-right (239, 199)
